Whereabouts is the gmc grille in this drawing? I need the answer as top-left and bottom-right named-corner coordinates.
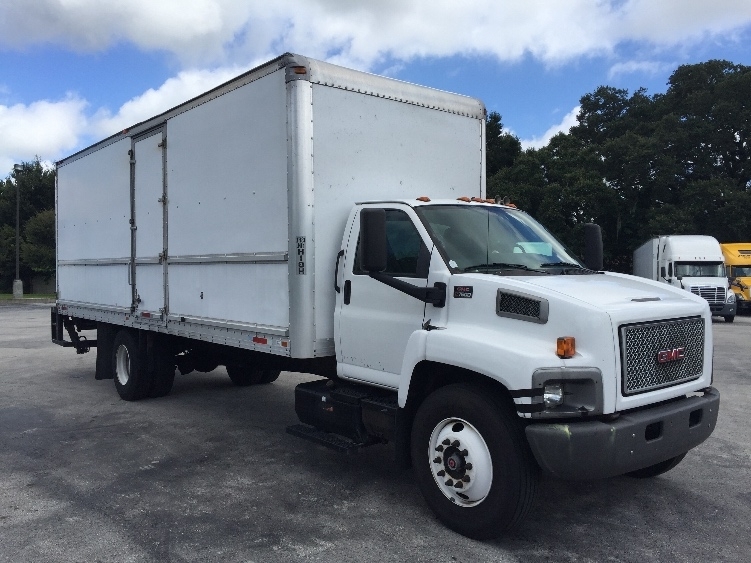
top-left (620, 317), bottom-right (704, 396)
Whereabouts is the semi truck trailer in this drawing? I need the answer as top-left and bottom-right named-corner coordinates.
top-left (633, 235), bottom-right (736, 322)
top-left (52, 53), bottom-right (719, 539)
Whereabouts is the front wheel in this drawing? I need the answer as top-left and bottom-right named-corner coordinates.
top-left (411, 384), bottom-right (538, 540)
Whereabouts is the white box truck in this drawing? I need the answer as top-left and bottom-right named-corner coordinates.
top-left (53, 53), bottom-right (719, 539)
top-left (633, 235), bottom-right (736, 322)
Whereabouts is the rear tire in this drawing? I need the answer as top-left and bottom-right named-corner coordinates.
top-left (626, 453), bottom-right (686, 478)
top-left (411, 384), bottom-right (538, 540)
top-left (112, 330), bottom-right (148, 401)
top-left (724, 315), bottom-right (735, 323)
top-left (226, 364), bottom-right (280, 386)
top-left (149, 341), bottom-right (175, 398)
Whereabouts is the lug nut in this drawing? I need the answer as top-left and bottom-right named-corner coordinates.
top-left (437, 470), bottom-right (445, 477)
top-left (435, 445), bottom-right (444, 452)
top-left (461, 449), bottom-right (468, 456)
top-left (433, 457), bottom-right (442, 464)
top-left (445, 479), bottom-right (454, 486)
top-left (462, 475), bottom-right (470, 483)
top-left (442, 439), bottom-right (451, 446)
top-left (451, 440), bottom-right (460, 447)
top-left (454, 482), bottom-right (464, 489)
top-left (465, 463), bottom-right (473, 470)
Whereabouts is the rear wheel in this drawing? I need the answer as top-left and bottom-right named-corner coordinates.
top-left (724, 315), bottom-right (735, 323)
top-left (149, 341), bottom-right (175, 398)
top-left (113, 330), bottom-right (148, 401)
top-left (626, 453), bottom-right (686, 478)
top-left (411, 384), bottom-right (538, 540)
top-left (225, 364), bottom-right (281, 386)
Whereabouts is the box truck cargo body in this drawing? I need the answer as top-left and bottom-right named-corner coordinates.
top-left (721, 243), bottom-right (751, 312)
top-left (53, 54), bottom-right (719, 539)
top-left (633, 236), bottom-right (736, 322)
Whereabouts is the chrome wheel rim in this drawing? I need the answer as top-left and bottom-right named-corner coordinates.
top-left (428, 417), bottom-right (493, 507)
top-left (115, 344), bottom-right (131, 386)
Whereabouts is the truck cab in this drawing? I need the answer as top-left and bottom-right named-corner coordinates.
top-left (721, 243), bottom-right (751, 312)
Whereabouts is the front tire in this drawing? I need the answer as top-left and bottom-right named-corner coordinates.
top-left (411, 384), bottom-right (538, 540)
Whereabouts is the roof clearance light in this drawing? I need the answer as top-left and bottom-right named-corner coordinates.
top-left (416, 196), bottom-right (431, 202)
top-left (457, 197), bottom-right (471, 202)
top-left (292, 66), bottom-right (307, 75)
top-left (556, 336), bottom-right (576, 359)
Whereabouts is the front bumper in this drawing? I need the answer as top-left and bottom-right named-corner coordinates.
top-left (710, 302), bottom-right (735, 317)
top-left (525, 387), bottom-right (719, 480)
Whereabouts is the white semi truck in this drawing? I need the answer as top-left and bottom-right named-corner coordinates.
top-left (53, 53), bottom-right (719, 539)
top-left (633, 235), bottom-right (736, 323)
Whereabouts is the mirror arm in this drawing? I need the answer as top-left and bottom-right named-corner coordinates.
top-left (369, 272), bottom-right (446, 307)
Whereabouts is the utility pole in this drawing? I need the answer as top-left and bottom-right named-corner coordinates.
top-left (13, 163), bottom-right (23, 298)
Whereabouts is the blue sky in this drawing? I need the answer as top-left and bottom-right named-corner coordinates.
top-left (1, 0), bottom-right (751, 174)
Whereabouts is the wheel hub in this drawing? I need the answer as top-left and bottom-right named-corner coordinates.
top-left (428, 417), bottom-right (493, 507)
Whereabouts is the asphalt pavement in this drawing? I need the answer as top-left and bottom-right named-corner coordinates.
top-left (1, 303), bottom-right (749, 562)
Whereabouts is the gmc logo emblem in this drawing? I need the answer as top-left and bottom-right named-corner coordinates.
top-left (657, 347), bottom-right (685, 363)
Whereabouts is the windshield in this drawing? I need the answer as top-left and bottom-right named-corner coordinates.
top-left (730, 266), bottom-right (751, 277)
top-left (416, 204), bottom-right (583, 272)
top-left (674, 262), bottom-right (725, 277)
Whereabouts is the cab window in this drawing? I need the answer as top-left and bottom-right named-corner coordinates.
top-left (354, 209), bottom-right (429, 278)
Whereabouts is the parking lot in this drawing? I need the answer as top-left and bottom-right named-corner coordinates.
top-left (1, 303), bottom-right (749, 562)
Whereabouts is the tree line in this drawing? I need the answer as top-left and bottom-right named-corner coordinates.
top-left (1, 59), bottom-right (749, 291)
top-left (487, 59), bottom-right (751, 272)
top-left (0, 160), bottom-right (55, 292)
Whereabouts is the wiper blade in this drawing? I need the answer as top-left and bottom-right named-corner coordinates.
top-left (462, 262), bottom-right (548, 273)
top-left (540, 261), bottom-right (583, 268)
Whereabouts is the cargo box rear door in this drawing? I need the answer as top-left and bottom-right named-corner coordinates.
top-left (132, 127), bottom-right (167, 318)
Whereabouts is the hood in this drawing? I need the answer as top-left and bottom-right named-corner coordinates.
top-left (504, 272), bottom-right (701, 311)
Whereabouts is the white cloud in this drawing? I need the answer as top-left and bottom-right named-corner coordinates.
top-left (608, 60), bottom-right (674, 79)
top-left (2, 0), bottom-right (751, 171)
top-left (0, 96), bottom-right (88, 174)
top-left (1, 1), bottom-right (750, 68)
top-left (91, 66), bottom-right (252, 138)
top-left (521, 106), bottom-right (581, 150)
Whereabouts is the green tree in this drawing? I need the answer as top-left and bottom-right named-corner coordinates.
top-left (486, 111), bottom-right (522, 177)
top-left (21, 209), bottom-right (56, 279)
top-left (0, 159), bottom-right (56, 290)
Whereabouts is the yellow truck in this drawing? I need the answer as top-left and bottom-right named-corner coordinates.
top-left (721, 243), bottom-right (751, 312)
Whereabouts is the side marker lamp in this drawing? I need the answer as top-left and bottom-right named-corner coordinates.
top-left (556, 336), bottom-right (576, 359)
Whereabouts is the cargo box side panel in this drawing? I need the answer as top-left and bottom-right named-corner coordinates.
top-left (311, 84), bottom-right (484, 349)
top-left (57, 137), bottom-right (132, 308)
top-left (166, 69), bottom-right (289, 329)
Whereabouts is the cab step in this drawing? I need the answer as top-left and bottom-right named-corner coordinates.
top-left (286, 424), bottom-right (371, 454)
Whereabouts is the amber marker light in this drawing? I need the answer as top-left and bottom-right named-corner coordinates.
top-left (556, 336), bottom-right (576, 359)
top-left (416, 196), bottom-right (431, 202)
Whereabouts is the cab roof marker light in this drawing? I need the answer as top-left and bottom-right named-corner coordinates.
top-left (456, 197), bottom-right (471, 202)
top-left (416, 196), bottom-right (431, 202)
top-left (556, 336), bottom-right (576, 359)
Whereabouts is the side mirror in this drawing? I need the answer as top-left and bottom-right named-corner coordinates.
top-left (583, 223), bottom-right (603, 271)
top-left (360, 208), bottom-right (387, 273)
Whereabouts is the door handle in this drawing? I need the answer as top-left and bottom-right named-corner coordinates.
top-left (334, 249), bottom-right (345, 293)
top-left (344, 280), bottom-right (351, 305)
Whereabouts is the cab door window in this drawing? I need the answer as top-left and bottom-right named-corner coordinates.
top-left (354, 209), bottom-right (429, 278)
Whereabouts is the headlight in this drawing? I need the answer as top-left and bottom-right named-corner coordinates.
top-left (727, 292), bottom-right (735, 303)
top-left (531, 368), bottom-right (603, 418)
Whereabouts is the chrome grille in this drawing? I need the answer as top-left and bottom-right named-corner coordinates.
top-left (620, 317), bottom-right (704, 396)
top-left (496, 290), bottom-right (549, 324)
top-left (689, 285), bottom-right (725, 304)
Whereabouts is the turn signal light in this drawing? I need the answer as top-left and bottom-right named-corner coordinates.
top-left (556, 336), bottom-right (575, 359)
